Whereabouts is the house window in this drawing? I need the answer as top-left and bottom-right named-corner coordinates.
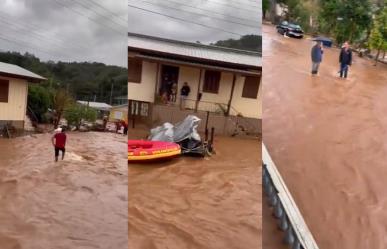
top-left (0, 79), bottom-right (9, 103)
top-left (128, 57), bottom-right (142, 83)
top-left (203, 70), bottom-right (220, 94)
top-left (242, 76), bottom-right (260, 99)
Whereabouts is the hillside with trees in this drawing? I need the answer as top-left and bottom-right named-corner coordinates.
top-left (211, 35), bottom-right (262, 53)
top-left (0, 51), bottom-right (127, 124)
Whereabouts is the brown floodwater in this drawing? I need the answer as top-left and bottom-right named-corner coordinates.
top-left (263, 24), bottom-right (387, 249)
top-left (128, 129), bottom-right (261, 249)
top-left (0, 132), bottom-right (127, 249)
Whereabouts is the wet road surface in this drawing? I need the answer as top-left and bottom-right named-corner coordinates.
top-left (128, 129), bottom-right (261, 249)
top-left (263, 24), bottom-right (387, 249)
top-left (0, 132), bottom-right (127, 249)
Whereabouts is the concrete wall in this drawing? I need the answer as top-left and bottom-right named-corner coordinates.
top-left (0, 76), bottom-right (27, 128)
top-left (128, 59), bottom-right (157, 103)
top-left (152, 105), bottom-right (261, 136)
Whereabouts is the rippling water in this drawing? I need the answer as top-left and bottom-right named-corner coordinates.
top-left (0, 132), bottom-right (127, 249)
top-left (263, 24), bottom-right (387, 249)
top-left (128, 129), bottom-right (261, 249)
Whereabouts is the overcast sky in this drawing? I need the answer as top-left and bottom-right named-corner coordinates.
top-left (0, 0), bottom-right (127, 66)
top-left (0, 0), bottom-right (261, 67)
top-left (128, 0), bottom-right (261, 44)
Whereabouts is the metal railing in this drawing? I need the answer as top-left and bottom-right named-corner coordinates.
top-left (262, 144), bottom-right (319, 249)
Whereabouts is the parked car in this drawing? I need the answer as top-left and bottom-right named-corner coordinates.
top-left (276, 21), bottom-right (304, 38)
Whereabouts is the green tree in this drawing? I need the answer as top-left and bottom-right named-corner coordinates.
top-left (64, 104), bottom-right (97, 130)
top-left (368, 4), bottom-right (387, 65)
top-left (320, 0), bottom-right (372, 44)
top-left (27, 85), bottom-right (52, 122)
top-left (263, 0), bottom-right (270, 19)
top-left (52, 89), bottom-right (72, 128)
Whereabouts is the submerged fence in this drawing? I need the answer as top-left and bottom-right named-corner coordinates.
top-left (262, 143), bottom-right (319, 249)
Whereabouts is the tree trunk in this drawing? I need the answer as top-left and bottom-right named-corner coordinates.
top-left (374, 48), bottom-right (381, 66)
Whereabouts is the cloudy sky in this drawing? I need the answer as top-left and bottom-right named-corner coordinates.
top-left (128, 0), bottom-right (261, 44)
top-left (0, 0), bottom-right (127, 66)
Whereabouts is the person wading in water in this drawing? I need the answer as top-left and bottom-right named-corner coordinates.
top-left (339, 41), bottom-right (353, 79)
top-left (52, 127), bottom-right (67, 162)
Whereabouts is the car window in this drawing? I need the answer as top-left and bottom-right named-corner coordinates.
top-left (289, 24), bottom-right (301, 29)
top-left (281, 21), bottom-right (288, 26)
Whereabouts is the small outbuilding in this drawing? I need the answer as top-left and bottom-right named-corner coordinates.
top-left (0, 61), bottom-right (45, 129)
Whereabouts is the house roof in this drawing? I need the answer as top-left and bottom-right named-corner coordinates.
top-left (128, 33), bottom-right (262, 69)
top-left (77, 101), bottom-right (112, 111)
top-left (0, 62), bottom-right (46, 82)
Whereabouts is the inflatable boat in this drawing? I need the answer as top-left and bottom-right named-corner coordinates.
top-left (128, 140), bottom-right (181, 162)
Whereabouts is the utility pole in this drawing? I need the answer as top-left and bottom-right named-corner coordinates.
top-left (109, 79), bottom-right (114, 105)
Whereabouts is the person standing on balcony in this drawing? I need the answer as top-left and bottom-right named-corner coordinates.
top-left (180, 82), bottom-right (191, 110)
top-left (171, 83), bottom-right (177, 103)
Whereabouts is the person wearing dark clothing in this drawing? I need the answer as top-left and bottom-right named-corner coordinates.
top-left (311, 41), bottom-right (324, 75)
top-left (180, 82), bottom-right (190, 110)
top-left (339, 42), bottom-right (353, 78)
top-left (52, 127), bottom-right (67, 162)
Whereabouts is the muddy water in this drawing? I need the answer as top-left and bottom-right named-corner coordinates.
top-left (263, 24), bottom-right (387, 249)
top-left (128, 129), bottom-right (261, 249)
top-left (0, 132), bottom-right (127, 249)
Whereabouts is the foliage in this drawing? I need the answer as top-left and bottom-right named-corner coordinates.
top-left (368, 4), bottom-right (387, 63)
top-left (52, 89), bottom-right (72, 128)
top-left (64, 104), bottom-right (97, 130)
top-left (211, 35), bottom-right (262, 52)
top-left (263, 0), bottom-right (270, 19)
top-left (0, 51), bottom-right (127, 104)
top-left (0, 51), bottom-right (126, 124)
top-left (319, 0), bottom-right (372, 44)
top-left (27, 85), bottom-right (52, 122)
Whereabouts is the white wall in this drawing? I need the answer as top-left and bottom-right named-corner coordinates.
top-left (0, 76), bottom-right (28, 121)
top-left (231, 76), bottom-right (262, 119)
top-left (128, 60), bottom-right (157, 103)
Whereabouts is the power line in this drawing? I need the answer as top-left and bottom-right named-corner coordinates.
top-left (0, 10), bottom-right (91, 52)
top-left (191, 0), bottom-right (260, 13)
top-left (206, 0), bottom-right (261, 9)
top-left (133, 0), bottom-right (259, 29)
top-left (52, 0), bottom-right (124, 35)
top-left (71, 0), bottom-right (126, 28)
top-left (84, 0), bottom-right (127, 24)
top-left (128, 4), bottom-right (244, 36)
top-left (143, 0), bottom-right (258, 24)
top-left (0, 35), bottom-right (76, 61)
top-left (0, 17), bottom-right (90, 54)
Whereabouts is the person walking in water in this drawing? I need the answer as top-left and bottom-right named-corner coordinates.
top-left (180, 82), bottom-right (190, 110)
top-left (52, 127), bottom-right (67, 162)
top-left (311, 41), bottom-right (324, 75)
top-left (339, 41), bottom-right (353, 79)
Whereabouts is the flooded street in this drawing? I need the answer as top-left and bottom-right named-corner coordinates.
top-left (263, 23), bottom-right (387, 249)
top-left (0, 132), bottom-right (127, 249)
top-left (128, 129), bottom-right (261, 249)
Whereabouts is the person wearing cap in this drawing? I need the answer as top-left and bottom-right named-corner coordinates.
top-left (52, 127), bottom-right (67, 162)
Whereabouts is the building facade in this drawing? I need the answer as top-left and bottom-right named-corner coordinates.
top-left (128, 33), bottom-right (262, 135)
top-left (0, 62), bottom-right (45, 129)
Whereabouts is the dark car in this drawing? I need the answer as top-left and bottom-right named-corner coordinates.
top-left (276, 21), bottom-right (304, 38)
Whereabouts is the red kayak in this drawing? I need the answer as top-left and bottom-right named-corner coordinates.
top-left (128, 140), bottom-right (181, 162)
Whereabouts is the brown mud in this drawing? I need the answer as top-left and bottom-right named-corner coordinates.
top-left (128, 128), bottom-right (261, 249)
top-left (263, 24), bottom-right (387, 249)
top-left (0, 132), bottom-right (127, 249)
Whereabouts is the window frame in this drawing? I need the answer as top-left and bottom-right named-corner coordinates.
top-left (242, 75), bottom-right (260, 99)
top-left (128, 57), bottom-right (142, 83)
top-left (203, 70), bottom-right (221, 94)
top-left (0, 78), bottom-right (10, 103)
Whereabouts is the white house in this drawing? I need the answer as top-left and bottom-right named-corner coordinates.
top-left (0, 62), bottom-right (45, 129)
top-left (128, 33), bottom-right (262, 133)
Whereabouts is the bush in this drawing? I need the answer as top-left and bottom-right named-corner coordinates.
top-left (64, 104), bottom-right (97, 130)
top-left (28, 85), bottom-right (52, 122)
